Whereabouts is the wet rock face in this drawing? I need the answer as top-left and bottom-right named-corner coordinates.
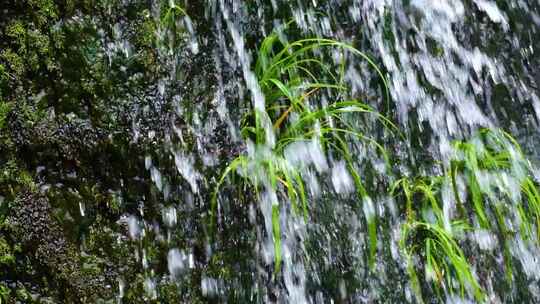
top-left (0, 0), bottom-right (226, 302)
top-left (8, 190), bottom-right (116, 303)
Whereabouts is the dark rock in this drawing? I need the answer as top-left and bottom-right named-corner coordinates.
top-left (8, 190), bottom-right (117, 303)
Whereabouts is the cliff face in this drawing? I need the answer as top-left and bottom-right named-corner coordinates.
top-left (0, 1), bottom-right (243, 302)
top-left (8, 191), bottom-right (116, 302)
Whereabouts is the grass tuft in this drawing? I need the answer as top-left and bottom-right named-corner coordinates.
top-left (211, 21), bottom-right (394, 274)
top-left (393, 128), bottom-right (540, 302)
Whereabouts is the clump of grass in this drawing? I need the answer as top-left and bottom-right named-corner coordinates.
top-left (393, 176), bottom-right (484, 302)
top-left (451, 129), bottom-right (540, 283)
top-left (450, 129), bottom-right (539, 233)
top-left (401, 220), bottom-right (483, 303)
top-left (157, 1), bottom-right (189, 52)
top-left (211, 21), bottom-right (395, 273)
top-left (161, 1), bottom-right (187, 26)
top-left (209, 16), bottom-right (540, 302)
top-left (393, 128), bottom-right (540, 302)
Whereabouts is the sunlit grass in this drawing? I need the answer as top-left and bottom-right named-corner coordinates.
top-left (211, 21), bottom-right (395, 274)
top-left (208, 16), bottom-right (540, 303)
top-left (393, 128), bottom-right (540, 302)
top-left (401, 220), bottom-right (484, 303)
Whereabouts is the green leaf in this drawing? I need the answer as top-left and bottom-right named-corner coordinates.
top-left (272, 204), bottom-right (282, 275)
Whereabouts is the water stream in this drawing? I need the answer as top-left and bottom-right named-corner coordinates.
top-left (110, 0), bottom-right (540, 303)
top-left (4, 0), bottom-right (538, 302)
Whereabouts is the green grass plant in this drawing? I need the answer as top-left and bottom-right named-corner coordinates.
top-left (393, 128), bottom-right (540, 302)
top-left (158, 1), bottom-right (188, 51)
top-left (208, 16), bottom-right (540, 303)
top-left (0, 283), bottom-right (9, 304)
top-left (211, 21), bottom-right (395, 274)
top-left (393, 176), bottom-right (483, 302)
top-left (400, 220), bottom-right (483, 303)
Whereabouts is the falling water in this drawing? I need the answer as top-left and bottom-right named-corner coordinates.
top-left (104, 0), bottom-right (540, 302)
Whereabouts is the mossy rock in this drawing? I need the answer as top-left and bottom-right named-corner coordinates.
top-left (8, 190), bottom-right (117, 303)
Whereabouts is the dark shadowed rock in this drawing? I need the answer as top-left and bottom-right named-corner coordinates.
top-left (8, 190), bottom-right (116, 303)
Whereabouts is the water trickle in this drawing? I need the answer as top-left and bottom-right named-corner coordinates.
top-left (92, 0), bottom-right (540, 302)
top-left (126, 215), bottom-right (141, 240)
top-left (167, 248), bottom-right (187, 279)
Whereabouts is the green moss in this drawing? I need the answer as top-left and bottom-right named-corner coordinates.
top-left (0, 283), bottom-right (10, 303)
top-left (208, 252), bottom-right (233, 280)
top-left (6, 21), bottom-right (26, 45)
top-left (0, 64), bottom-right (6, 81)
top-left (136, 10), bottom-right (158, 48)
top-left (15, 286), bottom-right (31, 302)
top-left (107, 193), bottom-right (122, 215)
top-left (28, 0), bottom-right (59, 21)
top-left (80, 255), bottom-right (104, 277)
top-left (4, 20), bottom-right (54, 75)
top-left (0, 161), bottom-right (37, 198)
top-left (1, 49), bottom-right (25, 76)
top-left (0, 64), bottom-right (6, 97)
top-left (0, 237), bottom-right (15, 267)
top-left (0, 102), bottom-right (11, 130)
